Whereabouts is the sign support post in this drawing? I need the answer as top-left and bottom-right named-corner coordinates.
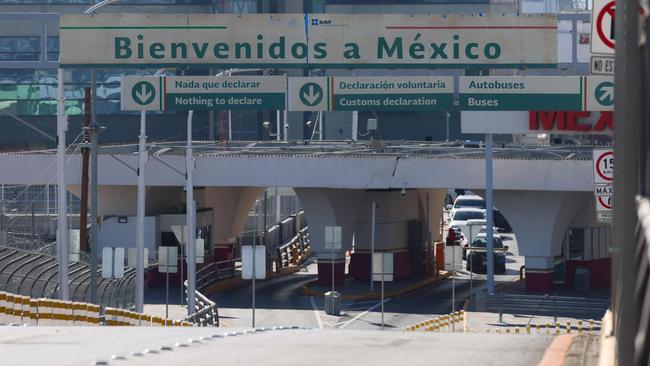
top-left (186, 110), bottom-right (196, 316)
top-left (135, 108), bottom-right (146, 313)
top-left (56, 68), bottom-right (69, 301)
top-left (486, 133), bottom-right (495, 295)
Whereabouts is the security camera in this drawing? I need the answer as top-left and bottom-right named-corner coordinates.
top-left (262, 121), bottom-right (271, 129)
top-left (401, 188), bottom-right (406, 196)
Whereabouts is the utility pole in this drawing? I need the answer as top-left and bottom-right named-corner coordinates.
top-left (89, 71), bottom-right (99, 304)
top-left (56, 67), bottom-right (69, 300)
top-left (79, 88), bottom-right (91, 253)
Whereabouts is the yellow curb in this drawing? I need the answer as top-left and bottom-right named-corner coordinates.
top-left (301, 271), bottom-right (452, 301)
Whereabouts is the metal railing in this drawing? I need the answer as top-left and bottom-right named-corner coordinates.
top-left (277, 227), bottom-right (312, 269)
top-left (479, 292), bottom-right (610, 324)
top-left (0, 245), bottom-right (134, 309)
top-left (183, 281), bottom-right (219, 327)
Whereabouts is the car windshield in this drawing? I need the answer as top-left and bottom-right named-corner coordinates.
top-left (471, 237), bottom-right (504, 248)
top-left (453, 211), bottom-right (485, 221)
top-left (455, 199), bottom-right (486, 209)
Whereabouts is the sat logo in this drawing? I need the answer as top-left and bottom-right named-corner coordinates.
top-left (311, 18), bottom-right (332, 26)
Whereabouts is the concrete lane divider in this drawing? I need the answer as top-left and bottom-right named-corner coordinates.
top-left (0, 291), bottom-right (7, 324)
top-left (28, 298), bottom-right (38, 325)
top-left (37, 299), bottom-right (52, 325)
top-left (72, 302), bottom-right (86, 325)
top-left (86, 304), bottom-right (101, 326)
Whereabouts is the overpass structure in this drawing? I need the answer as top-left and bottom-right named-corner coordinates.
top-left (0, 141), bottom-right (604, 292)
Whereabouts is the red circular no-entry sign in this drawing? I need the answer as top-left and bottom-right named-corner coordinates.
top-left (596, 1), bottom-right (644, 50)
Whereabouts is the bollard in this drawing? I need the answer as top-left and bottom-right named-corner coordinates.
top-left (506, 328), bottom-right (511, 334)
top-left (515, 327), bottom-right (520, 334)
top-left (486, 329), bottom-right (490, 333)
top-left (496, 328), bottom-right (501, 334)
top-left (589, 319), bottom-right (594, 333)
top-left (578, 320), bottom-right (583, 334)
top-left (555, 323), bottom-right (560, 335)
top-left (536, 324), bottom-right (541, 334)
top-left (0, 291), bottom-right (6, 325)
top-left (546, 323), bottom-right (550, 335)
top-left (566, 322), bottom-right (571, 334)
top-left (526, 325), bottom-right (530, 335)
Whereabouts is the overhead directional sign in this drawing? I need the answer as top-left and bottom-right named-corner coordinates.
top-left (331, 76), bottom-right (454, 111)
top-left (288, 76), bottom-right (454, 111)
top-left (121, 75), bottom-right (286, 111)
top-left (458, 76), bottom-right (614, 111)
top-left (60, 13), bottom-right (557, 68)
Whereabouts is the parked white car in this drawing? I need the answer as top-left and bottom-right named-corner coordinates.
top-left (449, 195), bottom-right (486, 220)
top-left (449, 208), bottom-right (486, 241)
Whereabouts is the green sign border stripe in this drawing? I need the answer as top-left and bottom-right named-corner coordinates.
top-left (62, 63), bottom-right (558, 69)
top-left (60, 26), bottom-right (227, 30)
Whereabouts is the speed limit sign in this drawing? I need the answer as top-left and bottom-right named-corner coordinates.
top-left (593, 149), bottom-right (614, 184)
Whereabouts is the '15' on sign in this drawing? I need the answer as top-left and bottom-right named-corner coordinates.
top-left (593, 149), bottom-right (614, 184)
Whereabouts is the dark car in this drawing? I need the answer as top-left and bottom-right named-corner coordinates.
top-left (466, 235), bottom-right (507, 273)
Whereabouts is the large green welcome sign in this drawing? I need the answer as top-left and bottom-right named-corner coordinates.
top-left (60, 13), bottom-right (557, 68)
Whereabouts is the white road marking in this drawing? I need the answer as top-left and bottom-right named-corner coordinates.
top-left (309, 296), bottom-right (324, 330)
top-left (338, 298), bottom-right (392, 329)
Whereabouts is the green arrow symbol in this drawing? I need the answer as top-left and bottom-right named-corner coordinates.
top-left (595, 81), bottom-right (614, 106)
top-left (299, 82), bottom-right (323, 107)
top-left (132, 81), bottom-right (156, 105)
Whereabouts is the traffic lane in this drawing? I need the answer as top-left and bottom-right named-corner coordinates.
top-left (333, 279), bottom-right (478, 331)
top-left (213, 269), bottom-right (320, 328)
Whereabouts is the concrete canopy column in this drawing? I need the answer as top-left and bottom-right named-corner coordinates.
top-left (350, 189), bottom-right (433, 282)
top-left (294, 188), bottom-right (364, 286)
top-left (195, 187), bottom-right (266, 262)
top-left (481, 190), bottom-right (592, 293)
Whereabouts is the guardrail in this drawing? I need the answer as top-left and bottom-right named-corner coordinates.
top-left (277, 227), bottom-right (311, 269)
top-left (183, 283), bottom-right (219, 327)
top-left (478, 292), bottom-right (610, 324)
top-left (0, 245), bottom-right (134, 309)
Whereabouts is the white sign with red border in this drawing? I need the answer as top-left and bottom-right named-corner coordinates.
top-left (593, 149), bottom-right (614, 184)
top-left (591, 0), bottom-right (616, 55)
top-left (591, 0), bottom-right (645, 55)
